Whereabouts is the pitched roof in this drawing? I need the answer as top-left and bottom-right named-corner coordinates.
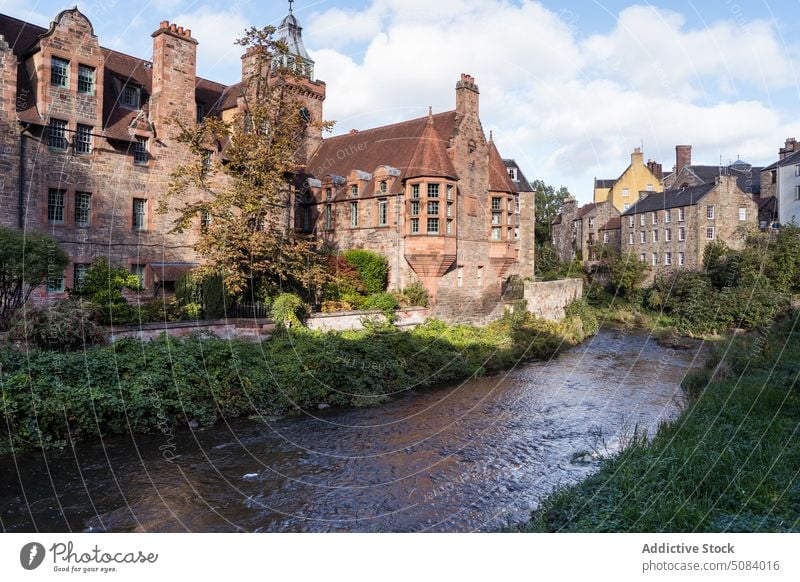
top-left (621, 183), bottom-right (716, 216)
top-left (577, 203), bottom-right (597, 218)
top-left (503, 159), bottom-right (534, 192)
top-left (406, 113), bottom-right (458, 180)
top-left (595, 178), bottom-right (615, 189)
top-left (0, 13), bottom-right (229, 140)
top-left (306, 111), bottom-right (459, 195)
top-left (599, 217), bottom-right (621, 231)
top-left (762, 149), bottom-right (800, 171)
top-left (677, 164), bottom-right (762, 195)
top-left (488, 141), bottom-right (516, 193)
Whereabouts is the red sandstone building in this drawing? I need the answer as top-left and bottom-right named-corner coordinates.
top-left (0, 7), bottom-right (534, 320)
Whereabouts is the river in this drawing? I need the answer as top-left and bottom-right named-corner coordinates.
top-left (0, 327), bottom-right (707, 532)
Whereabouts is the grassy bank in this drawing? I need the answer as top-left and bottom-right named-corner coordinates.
top-left (520, 310), bottom-right (800, 532)
top-left (0, 306), bottom-right (597, 456)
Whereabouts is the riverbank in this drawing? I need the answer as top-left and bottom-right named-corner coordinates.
top-left (0, 304), bottom-right (598, 456)
top-left (519, 310), bottom-right (800, 532)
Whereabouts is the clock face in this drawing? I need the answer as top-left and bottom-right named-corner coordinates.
top-left (300, 107), bottom-right (312, 123)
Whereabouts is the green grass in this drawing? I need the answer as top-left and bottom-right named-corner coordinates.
top-left (520, 311), bottom-right (800, 532)
top-left (0, 307), bottom-right (595, 456)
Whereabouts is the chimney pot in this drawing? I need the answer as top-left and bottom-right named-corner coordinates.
top-left (170, 23), bottom-right (177, 32)
top-left (160, 20), bottom-right (169, 29)
top-left (177, 26), bottom-right (184, 34)
top-left (185, 29), bottom-right (191, 37)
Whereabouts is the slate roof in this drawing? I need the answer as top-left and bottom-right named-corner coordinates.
top-left (305, 111), bottom-right (459, 195)
top-left (762, 149), bottom-right (800, 171)
top-left (677, 164), bottom-right (762, 196)
top-left (595, 178), bottom-right (615, 189)
top-left (621, 183), bottom-right (716, 216)
top-left (503, 159), bottom-right (535, 192)
top-left (0, 13), bottom-right (229, 141)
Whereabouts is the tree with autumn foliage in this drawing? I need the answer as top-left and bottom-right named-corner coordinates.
top-left (159, 26), bottom-right (333, 302)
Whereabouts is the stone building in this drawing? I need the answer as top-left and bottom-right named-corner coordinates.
top-left (0, 7), bottom-right (534, 320)
top-left (760, 138), bottom-right (800, 226)
top-left (551, 199), bottom-right (620, 266)
top-left (620, 175), bottom-right (759, 281)
top-left (593, 147), bottom-right (663, 212)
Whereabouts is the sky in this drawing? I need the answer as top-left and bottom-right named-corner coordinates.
top-left (2, 0), bottom-right (798, 203)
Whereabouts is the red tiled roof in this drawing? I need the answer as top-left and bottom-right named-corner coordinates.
top-left (488, 140), bottom-right (516, 193)
top-left (599, 217), bottom-right (621, 231)
top-left (405, 113), bottom-right (458, 180)
top-left (306, 111), bottom-right (459, 194)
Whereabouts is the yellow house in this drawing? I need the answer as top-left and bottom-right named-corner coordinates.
top-left (594, 148), bottom-right (664, 212)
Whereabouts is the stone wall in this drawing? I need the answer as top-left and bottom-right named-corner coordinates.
top-left (523, 278), bottom-right (583, 322)
top-left (109, 308), bottom-right (431, 342)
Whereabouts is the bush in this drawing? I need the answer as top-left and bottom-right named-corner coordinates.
top-left (201, 274), bottom-right (228, 320)
top-left (564, 299), bottom-right (599, 337)
top-left (607, 251), bottom-right (649, 299)
top-left (135, 297), bottom-right (183, 323)
top-left (71, 258), bottom-right (141, 325)
top-left (7, 299), bottom-right (105, 351)
top-left (400, 282), bottom-right (429, 307)
top-left (362, 292), bottom-right (399, 313)
top-left (272, 293), bottom-right (309, 327)
top-left (344, 250), bottom-right (389, 294)
top-left (323, 255), bottom-right (366, 301)
top-left (0, 228), bottom-right (69, 330)
top-left (341, 292), bottom-right (366, 310)
top-left (176, 271), bottom-right (202, 308)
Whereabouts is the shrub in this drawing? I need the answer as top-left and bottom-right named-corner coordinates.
top-left (344, 250), bottom-right (389, 294)
top-left (135, 297), bottom-right (182, 323)
top-left (321, 300), bottom-right (352, 313)
top-left (7, 299), bottom-right (105, 351)
top-left (71, 258), bottom-right (141, 325)
top-left (0, 228), bottom-right (69, 330)
top-left (607, 251), bottom-right (649, 299)
top-left (323, 255), bottom-right (366, 301)
top-left (362, 292), bottom-right (399, 313)
top-left (272, 293), bottom-right (309, 327)
top-left (341, 292), bottom-right (366, 310)
top-left (564, 298), bottom-right (599, 337)
top-left (201, 274), bottom-right (228, 320)
top-left (400, 282), bottom-right (429, 307)
top-left (176, 271), bottom-right (202, 308)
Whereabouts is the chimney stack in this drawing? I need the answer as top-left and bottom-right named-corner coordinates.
top-left (676, 145), bottom-right (692, 175)
top-left (779, 138), bottom-right (797, 160)
top-left (647, 159), bottom-right (663, 180)
top-left (456, 73), bottom-right (480, 117)
top-left (151, 21), bottom-right (198, 130)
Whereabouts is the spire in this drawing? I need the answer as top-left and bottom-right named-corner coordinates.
top-left (406, 116), bottom-right (458, 180)
top-left (288, 0), bottom-right (294, 14)
top-left (275, 1), bottom-right (315, 79)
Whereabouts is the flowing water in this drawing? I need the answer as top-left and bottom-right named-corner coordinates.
top-left (0, 327), bottom-right (707, 532)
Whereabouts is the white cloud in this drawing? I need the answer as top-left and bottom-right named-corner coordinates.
top-left (172, 6), bottom-right (250, 83)
top-left (303, 1), bottom-right (798, 202)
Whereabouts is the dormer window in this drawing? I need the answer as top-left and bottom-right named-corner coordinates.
top-left (507, 167), bottom-right (518, 181)
top-left (379, 181), bottom-right (387, 194)
top-left (122, 84), bottom-right (141, 109)
top-left (51, 57), bottom-right (69, 88)
top-left (78, 65), bottom-right (94, 94)
top-left (351, 185), bottom-right (358, 197)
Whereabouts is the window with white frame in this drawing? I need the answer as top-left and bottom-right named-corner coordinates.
top-left (679, 207), bottom-right (685, 222)
top-left (739, 207), bottom-right (747, 221)
top-left (640, 231), bottom-right (646, 244)
top-left (427, 183), bottom-right (439, 198)
top-left (623, 188), bottom-right (630, 197)
top-left (624, 204), bottom-right (630, 211)
top-left (411, 218), bottom-right (419, 234)
top-left (679, 226), bottom-right (686, 241)
top-left (427, 217), bottom-right (439, 234)
top-left (122, 84), bottom-right (141, 108)
top-left (77, 65), bottom-right (94, 94)
top-left (628, 232), bottom-right (634, 245)
top-left (679, 252), bottom-right (685, 266)
top-left (457, 267), bottom-right (463, 288)
top-left (665, 209), bottom-right (672, 223)
top-left (665, 252), bottom-right (672, 266)
top-left (492, 227), bottom-right (502, 240)
top-left (628, 216), bottom-right (635, 228)
top-left (48, 189), bottom-right (66, 224)
top-left (428, 201), bottom-right (440, 216)
top-left (795, 185), bottom-right (800, 201)
top-left (652, 253), bottom-right (658, 266)
top-left (640, 214), bottom-right (645, 226)
top-left (447, 220), bottom-right (453, 235)
top-left (639, 253), bottom-right (646, 263)
top-left (325, 204), bottom-right (332, 230)
top-left (477, 266), bottom-right (483, 287)
top-left (379, 181), bottom-right (388, 195)
top-left (48, 119), bottom-right (68, 150)
top-left (795, 165), bottom-right (800, 177)
top-left (51, 57), bottom-right (69, 88)
top-left (652, 211), bottom-right (658, 225)
top-left (603, 231), bottom-right (609, 244)
top-left (707, 205), bottom-right (715, 219)
top-left (75, 124), bottom-right (92, 154)
top-left (350, 201), bottom-right (358, 228)
top-left (378, 199), bottom-right (388, 226)
top-left (351, 185), bottom-right (358, 197)
top-left (75, 191), bottom-right (91, 227)
top-left (706, 226), bottom-right (715, 240)
top-left (588, 218), bottom-right (595, 229)
top-left (652, 230), bottom-right (659, 243)
top-left (647, 184), bottom-right (654, 191)
top-left (665, 228), bottom-right (672, 242)
top-left (411, 201), bottom-right (420, 217)
top-left (133, 137), bottom-right (148, 164)
top-left (447, 185), bottom-right (454, 200)
top-left (133, 198), bottom-right (147, 231)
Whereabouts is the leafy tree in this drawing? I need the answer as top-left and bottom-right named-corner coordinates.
top-left (532, 179), bottom-right (571, 246)
top-left (159, 26), bottom-right (334, 301)
top-left (0, 227), bottom-right (69, 330)
top-left (766, 224), bottom-right (800, 293)
top-left (606, 251), bottom-right (649, 299)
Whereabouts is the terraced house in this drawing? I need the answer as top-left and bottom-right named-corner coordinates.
top-left (0, 6), bottom-right (535, 320)
top-left (620, 174), bottom-right (759, 281)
